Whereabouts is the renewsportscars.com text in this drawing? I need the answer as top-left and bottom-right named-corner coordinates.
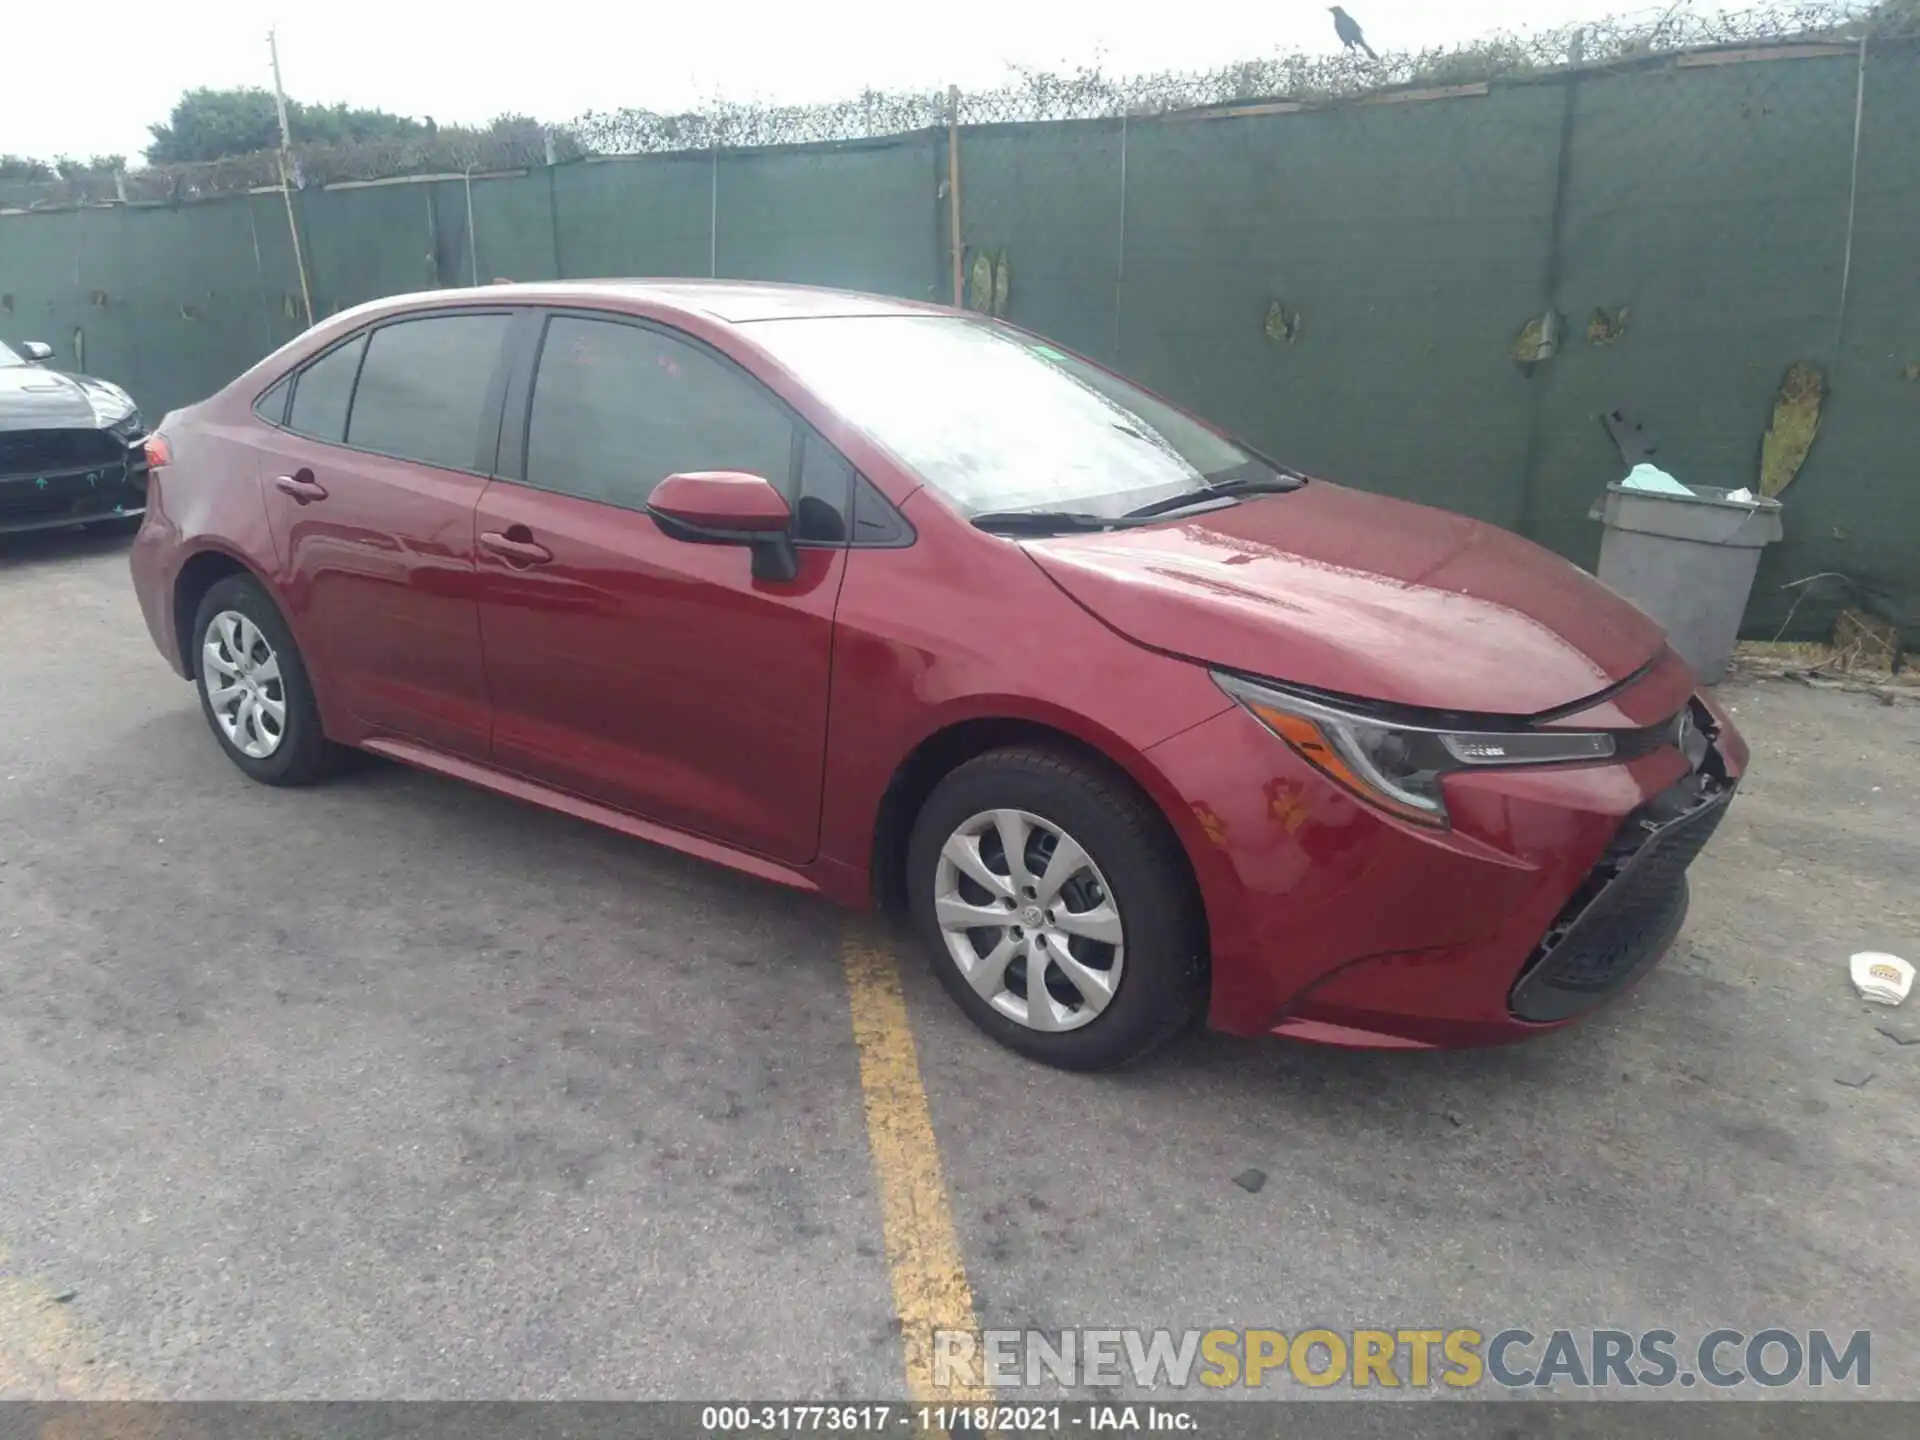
top-left (934, 1327), bottom-right (1871, 1391)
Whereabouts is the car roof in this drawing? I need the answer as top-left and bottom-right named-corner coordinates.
top-left (376, 278), bottom-right (949, 326)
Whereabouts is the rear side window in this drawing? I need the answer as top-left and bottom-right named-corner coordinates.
top-left (253, 376), bottom-right (292, 426)
top-left (526, 316), bottom-right (793, 513)
top-left (346, 314), bottom-right (510, 471)
top-left (286, 335), bottom-right (365, 442)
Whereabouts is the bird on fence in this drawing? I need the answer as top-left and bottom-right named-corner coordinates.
top-left (1329, 6), bottom-right (1379, 60)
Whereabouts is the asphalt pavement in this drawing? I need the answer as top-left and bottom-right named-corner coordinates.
top-left (2, 527), bottom-right (1916, 1400)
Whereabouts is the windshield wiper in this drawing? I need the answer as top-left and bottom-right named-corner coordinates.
top-left (1121, 476), bottom-right (1297, 522)
top-left (1120, 474), bottom-right (1303, 521)
top-left (973, 472), bottom-right (1304, 535)
top-left (970, 509), bottom-right (1115, 535)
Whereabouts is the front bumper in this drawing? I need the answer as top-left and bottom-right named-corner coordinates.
top-left (0, 443), bottom-right (149, 534)
top-left (1146, 661), bottom-right (1746, 1047)
top-left (1506, 739), bottom-right (1733, 1024)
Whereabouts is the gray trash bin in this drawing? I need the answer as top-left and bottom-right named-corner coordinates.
top-left (1590, 483), bottom-right (1784, 684)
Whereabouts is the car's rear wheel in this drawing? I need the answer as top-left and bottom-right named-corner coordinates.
top-left (191, 576), bottom-right (333, 786)
top-left (906, 746), bottom-right (1205, 1070)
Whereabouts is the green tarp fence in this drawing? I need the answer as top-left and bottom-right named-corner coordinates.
top-left (4, 42), bottom-right (1915, 638)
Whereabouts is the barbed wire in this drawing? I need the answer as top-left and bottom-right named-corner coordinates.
top-left (2, 121), bottom-right (576, 209)
top-left (573, 0), bottom-right (1910, 145)
top-left (4, 0), bottom-right (1911, 210)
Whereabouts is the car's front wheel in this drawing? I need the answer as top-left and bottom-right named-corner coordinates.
top-left (191, 575), bottom-right (333, 786)
top-left (906, 747), bottom-right (1205, 1070)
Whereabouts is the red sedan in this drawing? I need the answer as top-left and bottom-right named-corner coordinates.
top-left (129, 281), bottom-right (1746, 1070)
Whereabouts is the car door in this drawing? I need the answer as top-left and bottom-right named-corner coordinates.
top-left (255, 311), bottom-right (512, 759)
top-left (471, 310), bottom-right (852, 864)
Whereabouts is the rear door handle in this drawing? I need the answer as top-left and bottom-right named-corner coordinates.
top-left (479, 529), bottom-right (553, 567)
top-left (274, 471), bottom-right (328, 504)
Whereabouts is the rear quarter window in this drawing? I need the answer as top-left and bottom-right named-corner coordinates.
top-left (252, 376), bottom-right (292, 426)
top-left (286, 335), bottom-right (367, 443)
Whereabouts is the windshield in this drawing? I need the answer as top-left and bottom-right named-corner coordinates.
top-left (745, 314), bottom-right (1288, 518)
top-left (0, 341), bottom-right (25, 368)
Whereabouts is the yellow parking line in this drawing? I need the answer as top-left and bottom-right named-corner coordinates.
top-left (842, 918), bottom-right (989, 1407)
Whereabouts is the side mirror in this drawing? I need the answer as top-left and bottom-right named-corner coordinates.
top-left (647, 471), bottom-right (799, 582)
top-left (20, 341), bottom-right (54, 364)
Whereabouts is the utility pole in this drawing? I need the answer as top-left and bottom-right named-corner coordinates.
top-left (268, 28), bottom-right (315, 328)
top-left (268, 28), bottom-right (295, 156)
top-left (946, 85), bottom-right (963, 309)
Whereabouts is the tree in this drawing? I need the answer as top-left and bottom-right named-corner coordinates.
top-left (145, 87), bottom-right (426, 164)
top-left (54, 155), bottom-right (127, 176)
top-left (0, 155), bottom-right (55, 181)
top-left (1846, 0), bottom-right (1920, 35)
top-left (1871, 0), bottom-right (1919, 29)
top-left (145, 88), bottom-right (282, 163)
top-left (294, 100), bottom-right (430, 148)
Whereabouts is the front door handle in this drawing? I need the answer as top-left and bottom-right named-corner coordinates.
top-left (274, 471), bottom-right (328, 504)
top-left (479, 529), bottom-right (553, 567)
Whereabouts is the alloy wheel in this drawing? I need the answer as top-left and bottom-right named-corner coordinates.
top-left (933, 808), bottom-right (1126, 1032)
top-left (202, 609), bottom-right (288, 759)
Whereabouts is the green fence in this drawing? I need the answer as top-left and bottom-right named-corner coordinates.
top-left (4, 39), bottom-right (1916, 638)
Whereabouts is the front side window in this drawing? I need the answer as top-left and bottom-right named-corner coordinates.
top-left (345, 314), bottom-right (510, 470)
top-left (746, 314), bottom-right (1286, 519)
top-left (794, 432), bottom-right (852, 543)
top-left (526, 316), bottom-right (795, 513)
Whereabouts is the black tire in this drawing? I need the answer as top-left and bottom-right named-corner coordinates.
top-left (190, 575), bottom-right (335, 786)
top-left (905, 746), bottom-right (1205, 1071)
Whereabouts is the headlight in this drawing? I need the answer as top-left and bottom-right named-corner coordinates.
top-left (85, 384), bottom-right (138, 429)
top-left (108, 410), bottom-right (145, 442)
top-left (1214, 672), bottom-right (1617, 829)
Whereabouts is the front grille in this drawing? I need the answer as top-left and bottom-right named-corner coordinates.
top-left (0, 462), bottom-right (143, 526)
top-left (1610, 713), bottom-right (1683, 761)
top-left (1509, 700), bottom-right (1734, 1023)
top-left (0, 428), bottom-right (125, 478)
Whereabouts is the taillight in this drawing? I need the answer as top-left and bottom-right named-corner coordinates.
top-left (144, 434), bottom-right (173, 469)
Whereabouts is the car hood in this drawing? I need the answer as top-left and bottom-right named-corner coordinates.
top-left (0, 365), bottom-right (119, 430)
top-left (1022, 481), bottom-right (1669, 716)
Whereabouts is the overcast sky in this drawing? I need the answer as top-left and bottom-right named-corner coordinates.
top-left (14, 1), bottom-right (1704, 163)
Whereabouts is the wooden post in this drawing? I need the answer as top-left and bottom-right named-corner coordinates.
top-left (277, 152), bottom-right (315, 329)
top-left (946, 85), bottom-right (963, 308)
top-left (268, 30), bottom-right (315, 327)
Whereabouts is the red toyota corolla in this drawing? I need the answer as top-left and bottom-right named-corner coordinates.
top-left (130, 280), bottom-right (1746, 1070)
